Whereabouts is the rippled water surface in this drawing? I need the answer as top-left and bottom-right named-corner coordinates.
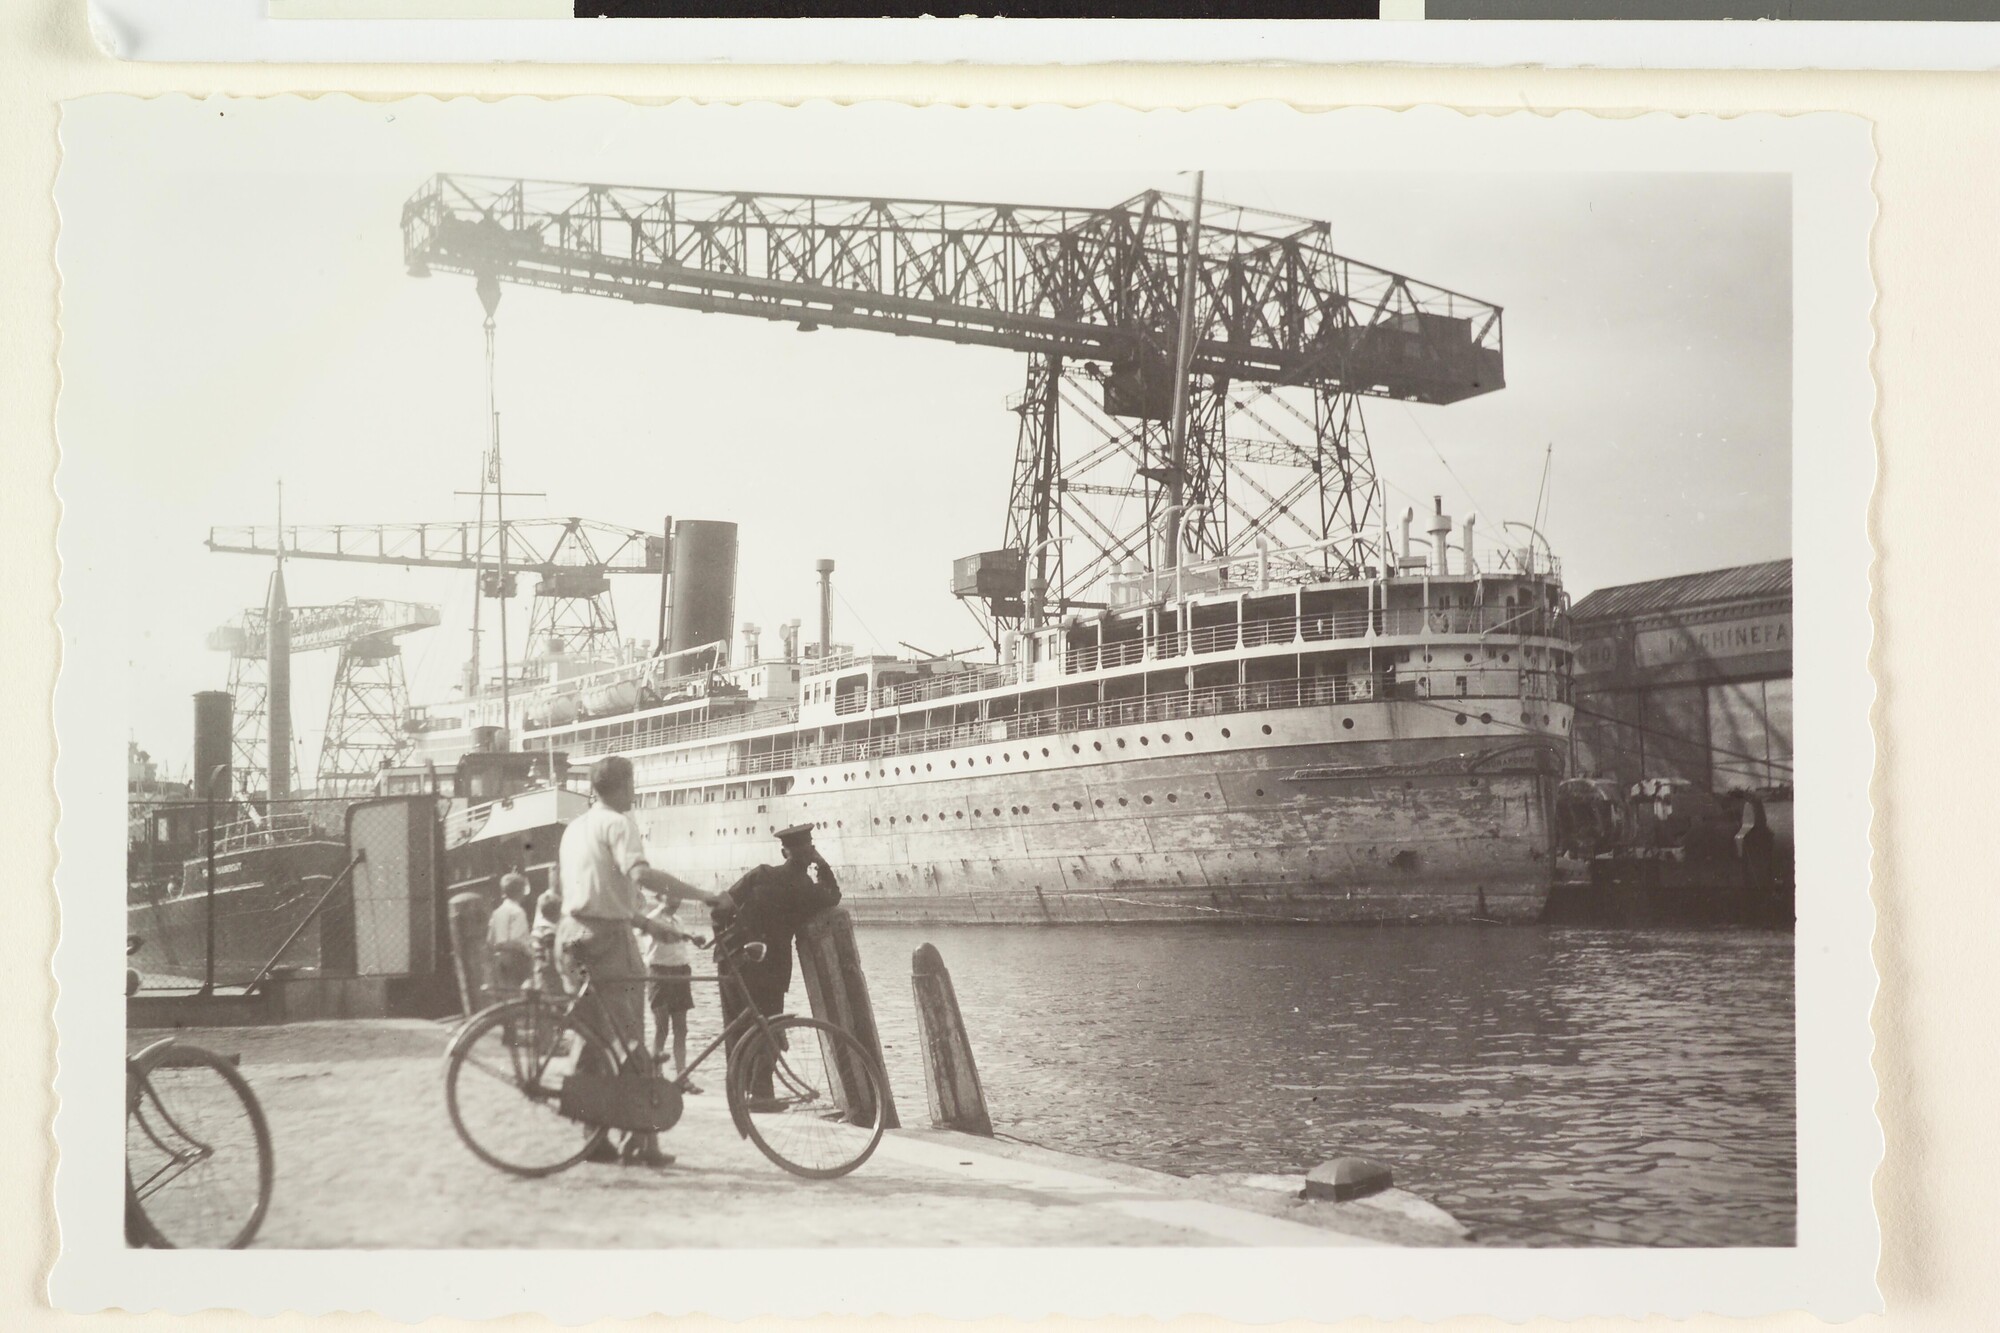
top-left (849, 924), bottom-right (1795, 1247)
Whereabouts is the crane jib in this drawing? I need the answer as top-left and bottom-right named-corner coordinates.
top-left (401, 174), bottom-right (1505, 407)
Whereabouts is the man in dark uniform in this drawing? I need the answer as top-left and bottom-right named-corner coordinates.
top-left (711, 823), bottom-right (841, 1109)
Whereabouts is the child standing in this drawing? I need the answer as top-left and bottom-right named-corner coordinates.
top-left (530, 881), bottom-right (564, 995)
top-left (641, 894), bottom-right (700, 1092)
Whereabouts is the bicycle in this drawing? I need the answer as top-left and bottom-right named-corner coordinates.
top-left (442, 919), bottom-right (889, 1180)
top-left (125, 1037), bottom-right (275, 1249)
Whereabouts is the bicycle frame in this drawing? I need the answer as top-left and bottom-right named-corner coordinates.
top-left (513, 937), bottom-right (788, 1092)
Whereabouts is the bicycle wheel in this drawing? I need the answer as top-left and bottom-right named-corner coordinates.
top-left (444, 998), bottom-right (613, 1177)
top-left (728, 1017), bottom-right (888, 1180)
top-left (125, 1045), bottom-right (273, 1249)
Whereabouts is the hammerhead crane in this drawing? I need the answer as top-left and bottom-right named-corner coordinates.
top-left (399, 174), bottom-right (1505, 627)
top-left (208, 517), bottom-right (668, 698)
top-left (207, 596), bottom-right (443, 800)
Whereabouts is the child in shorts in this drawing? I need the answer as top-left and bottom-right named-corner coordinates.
top-left (641, 895), bottom-right (699, 1091)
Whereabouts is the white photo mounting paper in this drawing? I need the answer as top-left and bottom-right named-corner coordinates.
top-left (50, 95), bottom-right (1879, 1320)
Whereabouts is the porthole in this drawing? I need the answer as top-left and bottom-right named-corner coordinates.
top-left (985, 756), bottom-right (993, 765)
top-left (1544, 714), bottom-right (1553, 725)
top-left (894, 767), bottom-right (901, 776)
top-left (1221, 728), bottom-right (1232, 739)
top-left (1464, 653), bottom-right (1474, 663)
top-left (1184, 731), bottom-right (1194, 742)
top-left (1455, 713), bottom-right (1467, 725)
top-left (1140, 736), bottom-right (1150, 747)
top-left (940, 812), bottom-right (947, 821)
top-left (1255, 788), bottom-right (1265, 798)
top-left (922, 813), bottom-right (930, 822)
top-left (1072, 744), bottom-right (1081, 754)
top-left (1423, 653), bottom-right (1433, 663)
top-left (1203, 791), bottom-right (1213, 800)
top-left (1480, 712), bottom-right (1493, 724)
top-left (926, 763), bottom-right (933, 772)
top-left (1093, 742), bottom-right (1103, 752)
top-left (1501, 653), bottom-right (1511, 664)
top-left (1094, 799), bottom-right (1104, 808)
top-left (1117, 797), bottom-right (1129, 807)
top-left (1052, 803), bottom-right (1061, 812)
top-left (1004, 752), bottom-right (1012, 762)
top-left (950, 759), bottom-right (958, 768)
top-left (1261, 724), bottom-right (1273, 735)
top-left (1341, 717), bottom-right (1355, 730)
top-left (836, 820), bottom-right (844, 828)
top-left (873, 817), bottom-right (880, 825)
top-left (1072, 801), bottom-right (1083, 810)
top-left (1161, 733), bottom-right (1172, 744)
top-left (1166, 793), bottom-right (1178, 803)
top-left (1142, 795), bottom-right (1154, 805)
top-left (1041, 748), bottom-right (1050, 758)
top-left (1116, 738), bottom-right (1127, 749)
top-left (1521, 713), bottom-right (1532, 725)
top-left (956, 810), bottom-right (964, 819)
top-left (993, 808), bottom-right (1001, 816)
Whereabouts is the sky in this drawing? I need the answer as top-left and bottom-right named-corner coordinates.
top-left (57, 98), bottom-right (1791, 782)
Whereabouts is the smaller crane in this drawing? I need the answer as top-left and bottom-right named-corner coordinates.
top-left (208, 597), bottom-right (442, 800)
top-left (208, 517), bottom-right (666, 681)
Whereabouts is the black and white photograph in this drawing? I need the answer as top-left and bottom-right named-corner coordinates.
top-left (50, 96), bottom-right (1877, 1320)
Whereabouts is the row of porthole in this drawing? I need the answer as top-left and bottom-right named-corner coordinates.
top-left (867, 788), bottom-right (1260, 825)
top-left (1451, 711), bottom-right (1564, 727)
top-left (797, 708), bottom-right (1567, 784)
top-left (808, 726), bottom-right (1290, 786)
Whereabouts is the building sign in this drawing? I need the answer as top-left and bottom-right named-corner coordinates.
top-left (1574, 637), bottom-right (1621, 674)
top-left (1633, 613), bottom-right (1791, 669)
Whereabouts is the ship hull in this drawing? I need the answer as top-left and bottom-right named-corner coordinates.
top-left (126, 840), bottom-right (352, 987)
top-left (633, 703), bottom-right (1566, 925)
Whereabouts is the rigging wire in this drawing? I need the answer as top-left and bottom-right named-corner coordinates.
top-left (830, 585), bottom-right (890, 657)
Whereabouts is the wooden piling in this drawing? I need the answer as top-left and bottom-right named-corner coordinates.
top-left (911, 943), bottom-right (993, 1136)
top-left (445, 890), bottom-right (488, 1016)
top-left (795, 906), bottom-right (900, 1129)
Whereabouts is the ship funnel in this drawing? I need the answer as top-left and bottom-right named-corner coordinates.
top-left (193, 690), bottom-right (232, 808)
top-left (666, 520), bottom-right (739, 661)
top-left (815, 559), bottom-right (836, 661)
top-left (1429, 496), bottom-right (1453, 576)
top-left (779, 618), bottom-right (802, 663)
top-left (741, 622), bottom-right (762, 666)
top-left (1462, 514), bottom-right (1478, 575)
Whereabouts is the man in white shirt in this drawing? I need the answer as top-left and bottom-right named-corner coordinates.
top-left (557, 754), bottom-right (716, 1167)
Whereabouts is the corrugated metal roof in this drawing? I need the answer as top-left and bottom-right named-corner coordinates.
top-left (1570, 559), bottom-right (1791, 623)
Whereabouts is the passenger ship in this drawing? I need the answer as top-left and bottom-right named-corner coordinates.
top-left (408, 523), bottom-right (1574, 925)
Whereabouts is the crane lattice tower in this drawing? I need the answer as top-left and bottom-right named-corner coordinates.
top-left (207, 597), bottom-right (442, 800)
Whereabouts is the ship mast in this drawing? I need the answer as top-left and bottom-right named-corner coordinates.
top-left (1162, 171), bottom-right (1205, 579)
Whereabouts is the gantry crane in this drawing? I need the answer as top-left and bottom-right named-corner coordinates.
top-left (208, 596), bottom-right (442, 800)
top-left (208, 516), bottom-right (667, 681)
top-left (399, 174), bottom-right (1504, 626)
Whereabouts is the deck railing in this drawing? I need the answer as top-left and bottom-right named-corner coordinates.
top-left (621, 669), bottom-right (1572, 789)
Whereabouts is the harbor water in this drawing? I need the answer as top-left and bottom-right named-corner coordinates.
top-left (849, 923), bottom-right (1796, 1248)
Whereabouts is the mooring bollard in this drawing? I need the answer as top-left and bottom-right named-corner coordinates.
top-left (795, 906), bottom-right (900, 1129)
top-left (445, 890), bottom-right (489, 1017)
top-left (911, 943), bottom-right (993, 1136)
